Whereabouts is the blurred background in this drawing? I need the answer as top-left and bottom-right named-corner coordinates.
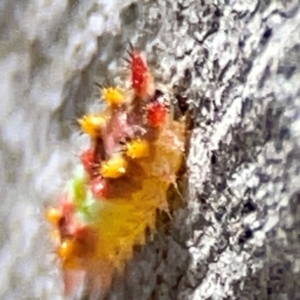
top-left (0, 1), bottom-right (138, 298)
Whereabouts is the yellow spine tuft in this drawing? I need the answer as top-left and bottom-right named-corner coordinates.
top-left (102, 87), bottom-right (125, 107)
top-left (126, 139), bottom-right (150, 159)
top-left (78, 115), bottom-right (106, 138)
top-left (100, 154), bottom-right (128, 179)
top-left (57, 240), bottom-right (79, 269)
top-left (46, 208), bottom-right (62, 225)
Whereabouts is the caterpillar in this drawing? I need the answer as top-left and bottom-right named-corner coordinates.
top-left (46, 46), bottom-right (187, 298)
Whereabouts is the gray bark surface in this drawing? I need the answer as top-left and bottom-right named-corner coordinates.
top-left (0, 0), bottom-right (299, 299)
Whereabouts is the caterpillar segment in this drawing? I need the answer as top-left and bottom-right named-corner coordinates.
top-left (127, 46), bottom-right (155, 100)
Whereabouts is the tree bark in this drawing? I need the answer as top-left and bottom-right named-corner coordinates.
top-left (0, 0), bottom-right (300, 299)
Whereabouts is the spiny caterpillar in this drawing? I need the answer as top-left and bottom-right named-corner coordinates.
top-left (46, 46), bottom-right (187, 298)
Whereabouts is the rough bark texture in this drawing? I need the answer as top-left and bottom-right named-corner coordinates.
top-left (1, 0), bottom-right (300, 299)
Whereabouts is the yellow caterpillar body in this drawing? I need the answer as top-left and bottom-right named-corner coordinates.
top-left (46, 48), bottom-right (186, 297)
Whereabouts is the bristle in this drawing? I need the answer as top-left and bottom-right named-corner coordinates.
top-left (126, 48), bottom-right (133, 58)
top-left (128, 41), bottom-right (134, 52)
top-left (93, 82), bottom-right (102, 89)
top-left (121, 56), bottom-right (132, 65)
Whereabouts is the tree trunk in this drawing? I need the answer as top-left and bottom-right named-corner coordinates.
top-left (0, 0), bottom-right (299, 299)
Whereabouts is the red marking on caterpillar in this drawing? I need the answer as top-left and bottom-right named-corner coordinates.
top-left (147, 101), bottom-right (168, 127)
top-left (91, 176), bottom-right (109, 199)
top-left (80, 148), bottom-right (95, 175)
